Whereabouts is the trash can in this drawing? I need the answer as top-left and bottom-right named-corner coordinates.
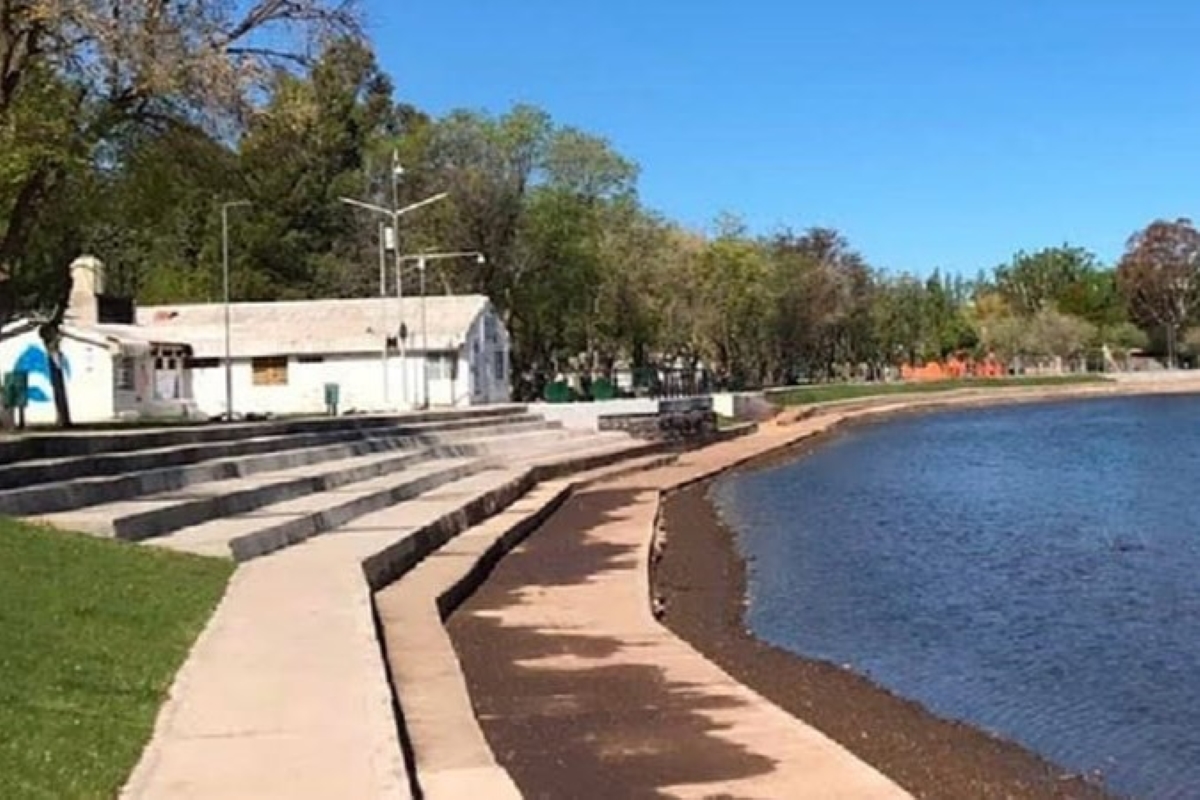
top-left (323, 383), bottom-right (340, 416)
top-left (3, 371), bottom-right (28, 410)
top-left (3, 371), bottom-right (29, 428)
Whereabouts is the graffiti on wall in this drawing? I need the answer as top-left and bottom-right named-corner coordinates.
top-left (10, 344), bottom-right (71, 403)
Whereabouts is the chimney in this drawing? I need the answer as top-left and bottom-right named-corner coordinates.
top-left (68, 256), bottom-right (104, 326)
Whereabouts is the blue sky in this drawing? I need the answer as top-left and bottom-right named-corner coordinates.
top-left (364, 1), bottom-right (1200, 275)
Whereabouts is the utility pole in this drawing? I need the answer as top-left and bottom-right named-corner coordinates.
top-left (340, 165), bottom-right (448, 410)
top-left (379, 220), bottom-right (389, 406)
top-left (221, 200), bottom-right (251, 421)
top-left (395, 251), bottom-right (486, 409)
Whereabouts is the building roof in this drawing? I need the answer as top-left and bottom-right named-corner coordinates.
top-left (137, 295), bottom-right (493, 358)
top-left (86, 323), bottom-right (190, 355)
top-left (2, 319), bottom-right (190, 354)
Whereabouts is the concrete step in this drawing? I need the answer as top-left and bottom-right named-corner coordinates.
top-left (0, 411), bottom-right (549, 492)
top-left (150, 457), bottom-right (490, 561)
top-left (30, 424), bottom-right (579, 540)
top-left (33, 448), bottom-right (430, 541)
top-left (501, 430), bottom-right (660, 467)
top-left (0, 417), bottom-right (559, 516)
top-left (0, 405), bottom-right (529, 464)
top-left (115, 435), bottom-right (669, 798)
top-left (116, 466), bottom-right (542, 800)
top-left (358, 442), bottom-right (671, 592)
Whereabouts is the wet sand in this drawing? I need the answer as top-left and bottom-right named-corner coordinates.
top-left (654, 427), bottom-right (1116, 800)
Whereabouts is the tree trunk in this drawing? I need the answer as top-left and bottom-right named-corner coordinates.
top-left (40, 333), bottom-right (72, 427)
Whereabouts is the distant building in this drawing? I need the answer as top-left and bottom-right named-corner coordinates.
top-left (0, 257), bottom-right (196, 424)
top-left (138, 294), bottom-right (511, 417)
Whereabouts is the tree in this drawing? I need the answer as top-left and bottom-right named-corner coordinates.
top-left (768, 227), bottom-right (874, 382)
top-left (1025, 308), bottom-right (1095, 364)
top-left (238, 37), bottom-right (396, 299)
top-left (699, 219), bottom-right (778, 387)
top-left (82, 123), bottom-right (240, 302)
top-left (1116, 218), bottom-right (1200, 368)
top-left (0, 0), bottom-right (358, 321)
top-left (994, 245), bottom-right (1101, 316)
top-left (0, 0), bottom-right (358, 425)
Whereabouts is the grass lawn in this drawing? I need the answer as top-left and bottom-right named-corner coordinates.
top-left (768, 374), bottom-right (1110, 407)
top-left (0, 519), bottom-right (233, 799)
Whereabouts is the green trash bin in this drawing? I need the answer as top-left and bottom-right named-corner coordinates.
top-left (323, 383), bottom-right (340, 416)
top-left (543, 380), bottom-right (572, 403)
top-left (590, 377), bottom-right (616, 401)
top-left (3, 371), bottom-right (28, 410)
top-left (3, 371), bottom-right (29, 428)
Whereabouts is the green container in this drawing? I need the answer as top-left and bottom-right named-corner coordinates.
top-left (543, 380), bottom-right (572, 403)
top-left (323, 382), bottom-right (340, 415)
top-left (590, 377), bottom-right (616, 401)
top-left (3, 371), bottom-right (28, 409)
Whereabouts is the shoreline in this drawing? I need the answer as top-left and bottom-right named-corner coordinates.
top-left (653, 397), bottom-right (1144, 799)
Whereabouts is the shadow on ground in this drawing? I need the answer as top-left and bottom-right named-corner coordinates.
top-left (448, 486), bottom-right (776, 799)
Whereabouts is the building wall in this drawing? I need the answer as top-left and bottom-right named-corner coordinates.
top-left (462, 306), bottom-right (511, 405)
top-left (531, 398), bottom-right (659, 432)
top-left (0, 328), bottom-right (115, 424)
top-left (186, 304), bottom-right (513, 417)
top-left (189, 351), bottom-right (482, 417)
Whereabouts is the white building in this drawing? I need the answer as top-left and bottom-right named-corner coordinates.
top-left (137, 295), bottom-right (511, 418)
top-left (0, 258), bottom-right (197, 425)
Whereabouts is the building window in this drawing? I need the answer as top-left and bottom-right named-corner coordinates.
top-left (425, 353), bottom-right (454, 380)
top-left (494, 350), bottom-right (506, 381)
top-left (484, 314), bottom-right (498, 343)
top-left (252, 356), bottom-right (289, 386)
top-left (185, 357), bottom-right (219, 369)
top-left (115, 357), bottom-right (136, 391)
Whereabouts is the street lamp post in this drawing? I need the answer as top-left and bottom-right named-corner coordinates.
top-left (395, 251), bottom-right (486, 408)
top-left (339, 190), bottom-right (449, 410)
top-left (221, 200), bottom-right (251, 421)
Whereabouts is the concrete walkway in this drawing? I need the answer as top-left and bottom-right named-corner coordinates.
top-left (449, 413), bottom-right (915, 799)
top-left (119, 431), bottom-right (652, 800)
top-left (376, 454), bottom-right (675, 799)
top-left (121, 467), bottom-right (532, 800)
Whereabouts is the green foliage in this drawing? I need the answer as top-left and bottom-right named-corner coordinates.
top-left (994, 246), bottom-right (1101, 316)
top-left (0, 518), bottom-right (232, 799)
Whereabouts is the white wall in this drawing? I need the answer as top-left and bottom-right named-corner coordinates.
top-left (0, 327), bottom-right (115, 424)
top-left (462, 307), bottom-right (511, 405)
top-left (191, 350), bottom-right (487, 417)
top-left (186, 305), bottom-right (512, 418)
top-left (530, 398), bottom-right (659, 432)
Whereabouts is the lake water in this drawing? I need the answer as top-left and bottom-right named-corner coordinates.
top-left (712, 395), bottom-right (1200, 800)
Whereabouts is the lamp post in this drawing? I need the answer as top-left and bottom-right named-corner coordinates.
top-left (340, 190), bottom-right (449, 410)
top-left (221, 199), bottom-right (251, 421)
top-left (396, 251), bottom-right (486, 408)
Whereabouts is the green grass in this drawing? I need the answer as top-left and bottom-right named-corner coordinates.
top-left (0, 519), bottom-right (233, 799)
top-left (768, 374), bottom-right (1110, 407)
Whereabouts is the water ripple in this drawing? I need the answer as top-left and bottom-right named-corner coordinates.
top-left (716, 395), bottom-right (1200, 800)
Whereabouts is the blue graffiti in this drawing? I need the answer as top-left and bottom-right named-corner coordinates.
top-left (12, 344), bottom-right (70, 404)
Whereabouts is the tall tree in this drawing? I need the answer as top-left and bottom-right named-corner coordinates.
top-left (1117, 218), bottom-right (1200, 367)
top-left (0, 0), bottom-right (358, 425)
top-left (994, 245), bottom-right (1100, 316)
top-left (239, 37), bottom-right (396, 299)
